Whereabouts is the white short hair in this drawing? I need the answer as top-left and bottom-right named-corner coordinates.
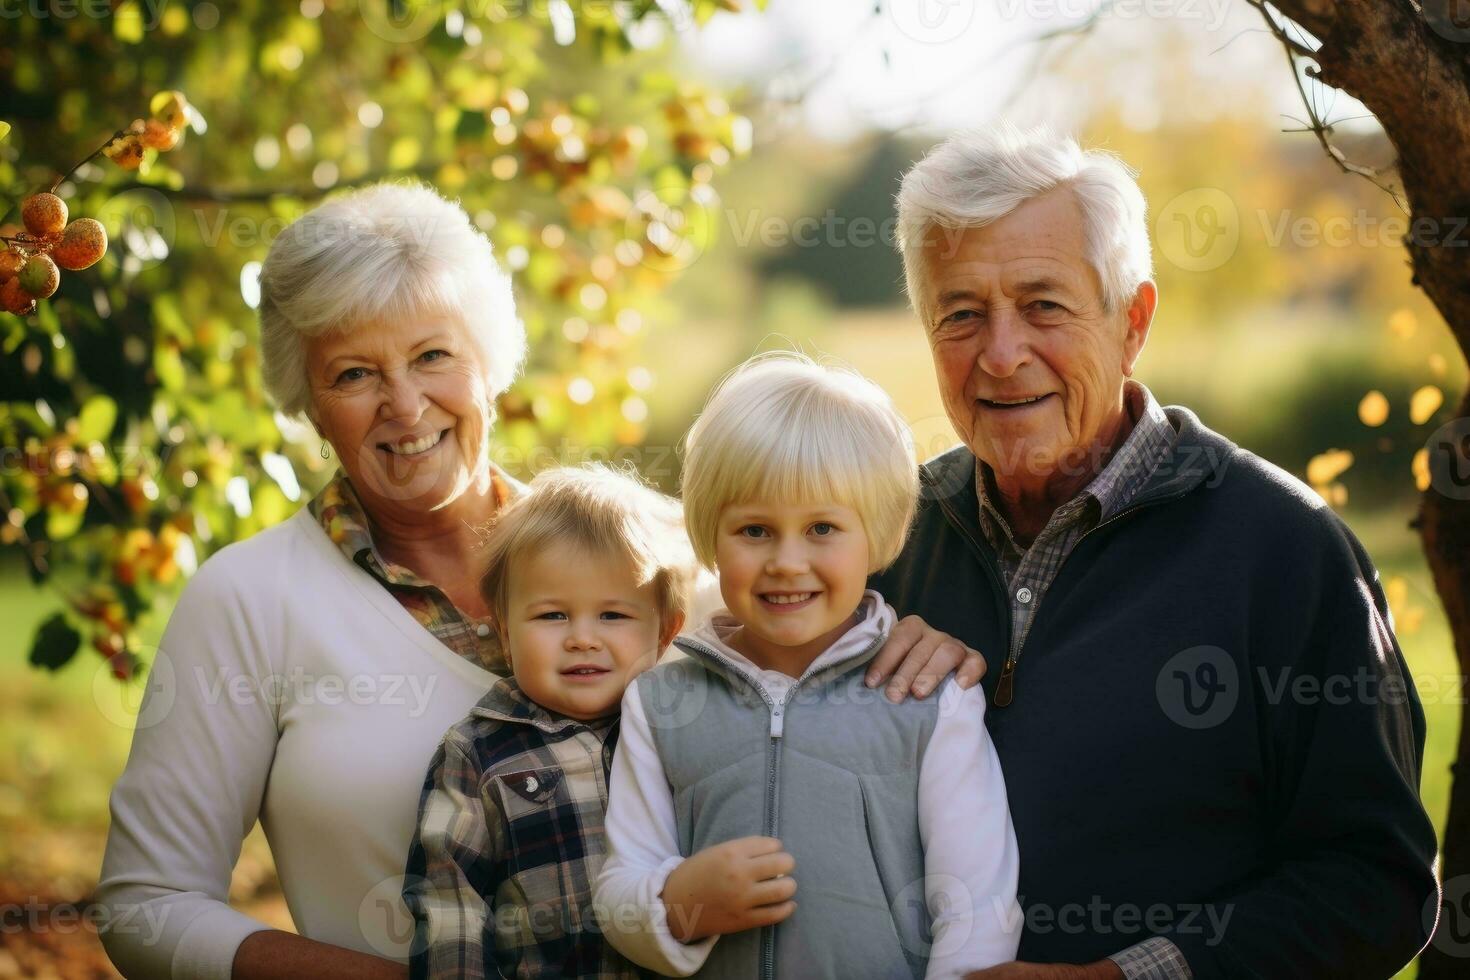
top-left (258, 180), bottom-right (525, 418)
top-left (895, 123), bottom-right (1152, 314)
top-left (680, 351), bottom-right (919, 574)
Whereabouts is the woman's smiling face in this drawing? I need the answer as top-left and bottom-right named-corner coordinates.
top-left (306, 313), bottom-right (493, 520)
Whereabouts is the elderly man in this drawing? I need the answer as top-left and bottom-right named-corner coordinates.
top-left (868, 127), bottom-right (1439, 979)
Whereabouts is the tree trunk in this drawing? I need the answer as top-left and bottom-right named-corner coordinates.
top-left (1419, 386), bottom-right (1470, 976)
top-left (1264, 2), bottom-right (1470, 975)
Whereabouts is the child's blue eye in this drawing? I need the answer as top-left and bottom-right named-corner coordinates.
top-left (812, 522), bottom-right (835, 536)
top-left (536, 611), bottom-right (567, 621)
top-left (739, 525), bottom-right (768, 539)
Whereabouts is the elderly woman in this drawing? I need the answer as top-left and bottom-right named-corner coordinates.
top-left (95, 181), bottom-right (982, 979)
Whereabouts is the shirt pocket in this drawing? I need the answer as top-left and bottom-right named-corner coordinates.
top-left (490, 762), bottom-right (599, 945)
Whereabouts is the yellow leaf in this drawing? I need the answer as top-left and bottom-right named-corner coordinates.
top-left (1412, 448), bottom-right (1431, 492)
top-left (1429, 353), bottom-right (1447, 377)
top-left (1306, 449), bottom-right (1353, 486)
top-left (388, 136), bottom-right (421, 170)
top-left (114, 6), bottom-right (144, 42)
top-left (1383, 575), bottom-right (1425, 635)
top-left (1387, 308), bottom-right (1417, 338)
top-left (1357, 390), bottom-right (1389, 427)
top-left (1400, 607), bottom-right (1425, 634)
top-left (1410, 385), bottom-right (1443, 425)
top-left (0, 121), bottom-right (10, 141)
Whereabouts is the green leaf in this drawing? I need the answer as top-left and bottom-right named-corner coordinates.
top-left (152, 295), bottom-right (189, 341)
top-left (76, 395), bottom-right (118, 443)
top-left (29, 613), bottom-right (81, 671)
top-left (46, 503), bottom-right (85, 540)
top-left (154, 343), bottom-right (186, 392)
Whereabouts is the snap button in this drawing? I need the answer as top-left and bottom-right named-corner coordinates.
top-left (1016, 587), bottom-right (1033, 605)
top-left (475, 623), bottom-right (491, 637)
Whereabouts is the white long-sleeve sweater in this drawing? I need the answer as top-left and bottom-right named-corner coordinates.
top-left (95, 505), bottom-right (510, 977)
top-left (594, 593), bottom-right (1023, 978)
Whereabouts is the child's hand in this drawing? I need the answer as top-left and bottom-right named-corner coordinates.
top-left (659, 836), bottom-right (797, 942)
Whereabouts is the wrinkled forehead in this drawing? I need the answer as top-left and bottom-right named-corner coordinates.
top-left (306, 310), bottom-right (468, 363)
top-left (913, 190), bottom-right (1100, 302)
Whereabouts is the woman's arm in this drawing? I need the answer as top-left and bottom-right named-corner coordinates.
top-left (97, 551), bottom-right (408, 980)
top-left (918, 680), bottom-right (1022, 978)
top-left (232, 931), bottom-right (407, 980)
top-left (95, 555), bottom-right (280, 978)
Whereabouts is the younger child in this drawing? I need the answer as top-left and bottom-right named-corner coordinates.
top-left (594, 352), bottom-right (1021, 978)
top-left (404, 464), bottom-right (699, 979)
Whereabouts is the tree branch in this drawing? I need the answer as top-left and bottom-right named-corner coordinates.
top-left (104, 164), bottom-right (449, 204)
top-left (1248, 0), bottom-right (1405, 208)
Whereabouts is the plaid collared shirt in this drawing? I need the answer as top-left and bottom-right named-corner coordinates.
top-left (976, 380), bottom-right (1176, 662)
top-left (404, 678), bottom-right (645, 980)
top-left (308, 469), bottom-right (522, 675)
top-left (975, 380), bottom-right (1191, 980)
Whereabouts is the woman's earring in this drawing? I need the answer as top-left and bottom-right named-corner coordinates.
top-left (320, 442), bottom-right (330, 460)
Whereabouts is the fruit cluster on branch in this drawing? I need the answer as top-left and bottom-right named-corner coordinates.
top-left (1, 91), bottom-right (193, 317)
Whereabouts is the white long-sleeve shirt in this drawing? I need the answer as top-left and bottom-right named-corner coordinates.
top-left (595, 595), bottom-right (1022, 978)
top-left (94, 506), bottom-right (508, 978)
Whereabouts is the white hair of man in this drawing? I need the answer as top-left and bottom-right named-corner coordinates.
top-left (258, 179), bottom-right (525, 418)
top-left (895, 123), bottom-right (1153, 315)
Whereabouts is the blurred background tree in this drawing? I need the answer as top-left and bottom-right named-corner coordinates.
top-left (1, 0), bottom-right (754, 683)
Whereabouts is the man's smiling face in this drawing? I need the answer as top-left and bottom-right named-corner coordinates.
top-left (915, 188), bottom-right (1151, 495)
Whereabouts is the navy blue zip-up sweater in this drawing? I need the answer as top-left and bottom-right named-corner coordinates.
top-left (871, 404), bottom-right (1438, 979)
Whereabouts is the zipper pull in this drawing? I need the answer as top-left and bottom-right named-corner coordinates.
top-left (769, 703), bottom-right (784, 738)
top-left (993, 655), bottom-right (1016, 707)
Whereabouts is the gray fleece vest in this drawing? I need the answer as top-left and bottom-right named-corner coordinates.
top-left (633, 632), bottom-right (943, 980)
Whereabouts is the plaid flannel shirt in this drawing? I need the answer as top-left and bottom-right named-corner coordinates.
top-left (404, 677), bottom-right (646, 980)
top-left (976, 381), bottom-right (1192, 980)
top-left (309, 468), bottom-right (522, 674)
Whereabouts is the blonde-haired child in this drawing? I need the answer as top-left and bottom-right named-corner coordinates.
top-left (595, 351), bottom-right (1021, 978)
top-left (405, 463), bottom-right (699, 979)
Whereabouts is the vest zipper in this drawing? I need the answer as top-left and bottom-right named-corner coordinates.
top-left (673, 631), bottom-right (887, 980)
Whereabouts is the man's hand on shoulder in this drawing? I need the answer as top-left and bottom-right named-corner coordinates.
top-left (963, 960), bottom-right (1125, 980)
